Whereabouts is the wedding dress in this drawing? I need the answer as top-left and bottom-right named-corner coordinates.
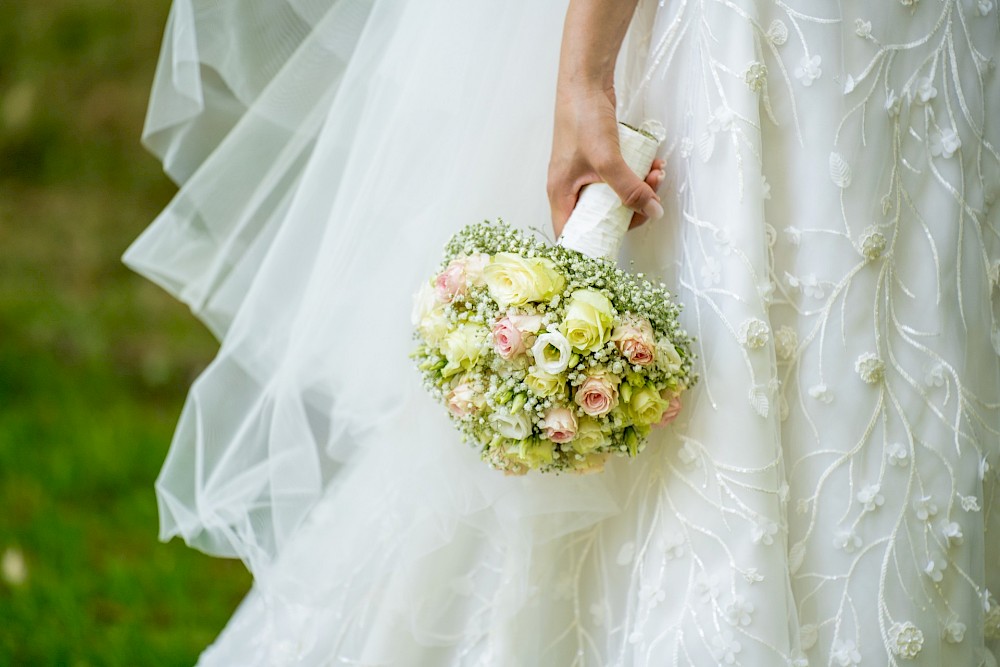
top-left (124, 0), bottom-right (1000, 664)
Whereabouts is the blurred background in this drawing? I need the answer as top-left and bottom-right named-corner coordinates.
top-left (0, 1), bottom-right (251, 663)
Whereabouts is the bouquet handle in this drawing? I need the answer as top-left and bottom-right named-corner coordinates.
top-left (557, 120), bottom-right (665, 260)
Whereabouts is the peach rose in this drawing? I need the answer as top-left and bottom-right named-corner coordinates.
top-left (446, 380), bottom-right (478, 417)
top-left (574, 374), bottom-right (619, 417)
top-left (612, 317), bottom-right (656, 366)
top-left (434, 259), bottom-right (468, 303)
top-left (656, 392), bottom-right (683, 426)
top-left (540, 406), bottom-right (578, 443)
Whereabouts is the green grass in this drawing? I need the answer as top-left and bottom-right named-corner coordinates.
top-left (0, 1), bottom-right (252, 664)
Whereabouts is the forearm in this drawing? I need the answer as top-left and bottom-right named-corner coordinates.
top-left (557, 0), bottom-right (641, 93)
top-left (549, 0), bottom-right (661, 234)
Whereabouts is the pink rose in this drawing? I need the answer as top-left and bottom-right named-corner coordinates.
top-left (446, 381), bottom-right (478, 417)
top-left (435, 260), bottom-right (468, 303)
top-left (492, 317), bottom-right (525, 359)
top-left (574, 374), bottom-right (619, 417)
top-left (492, 314), bottom-right (544, 359)
top-left (540, 407), bottom-right (578, 443)
top-left (612, 317), bottom-right (656, 366)
top-left (656, 392), bottom-right (683, 426)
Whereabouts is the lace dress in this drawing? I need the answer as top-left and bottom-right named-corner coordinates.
top-left (125, 0), bottom-right (1000, 664)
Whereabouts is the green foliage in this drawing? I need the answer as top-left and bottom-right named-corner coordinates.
top-left (0, 1), bottom-right (251, 664)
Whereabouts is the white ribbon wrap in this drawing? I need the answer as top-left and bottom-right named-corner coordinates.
top-left (557, 120), bottom-right (665, 260)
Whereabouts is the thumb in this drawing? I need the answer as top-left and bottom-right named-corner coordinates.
top-left (549, 190), bottom-right (577, 240)
top-left (598, 157), bottom-right (663, 221)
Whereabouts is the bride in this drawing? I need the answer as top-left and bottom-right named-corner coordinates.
top-left (125, 0), bottom-right (1000, 664)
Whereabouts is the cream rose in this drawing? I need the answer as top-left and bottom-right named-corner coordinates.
top-left (562, 289), bottom-right (615, 354)
top-left (625, 385), bottom-right (670, 426)
top-left (571, 451), bottom-right (610, 474)
top-left (539, 406), bottom-right (578, 443)
top-left (574, 373), bottom-right (619, 416)
top-left (441, 325), bottom-right (487, 376)
top-left (490, 410), bottom-right (532, 440)
top-left (572, 417), bottom-right (606, 454)
top-left (413, 281), bottom-right (451, 344)
top-left (418, 308), bottom-right (450, 345)
top-left (434, 259), bottom-right (468, 303)
top-left (483, 253), bottom-right (565, 308)
top-left (531, 331), bottom-right (572, 375)
top-left (656, 392), bottom-right (683, 427)
top-left (514, 436), bottom-right (555, 468)
top-left (525, 369), bottom-right (564, 398)
top-left (612, 316), bottom-right (656, 366)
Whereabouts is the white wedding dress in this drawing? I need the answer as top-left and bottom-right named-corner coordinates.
top-left (124, 0), bottom-right (1000, 664)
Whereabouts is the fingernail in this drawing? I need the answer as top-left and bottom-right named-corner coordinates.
top-left (643, 200), bottom-right (664, 220)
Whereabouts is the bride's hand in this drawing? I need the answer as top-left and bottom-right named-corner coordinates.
top-left (547, 0), bottom-right (664, 240)
top-left (547, 84), bottom-right (665, 239)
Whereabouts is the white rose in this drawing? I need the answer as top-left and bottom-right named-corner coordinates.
top-left (531, 331), bottom-right (572, 375)
top-left (463, 253), bottom-right (490, 286)
top-left (656, 338), bottom-right (683, 372)
top-left (411, 281), bottom-right (437, 326)
top-left (507, 313), bottom-right (544, 334)
top-left (490, 410), bottom-right (532, 440)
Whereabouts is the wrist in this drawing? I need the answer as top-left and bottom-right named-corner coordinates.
top-left (556, 70), bottom-right (615, 113)
top-left (557, 54), bottom-right (617, 94)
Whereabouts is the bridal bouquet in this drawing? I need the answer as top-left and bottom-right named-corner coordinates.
top-left (411, 122), bottom-right (696, 475)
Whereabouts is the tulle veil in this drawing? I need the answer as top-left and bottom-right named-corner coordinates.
top-left (125, 0), bottom-right (672, 573)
